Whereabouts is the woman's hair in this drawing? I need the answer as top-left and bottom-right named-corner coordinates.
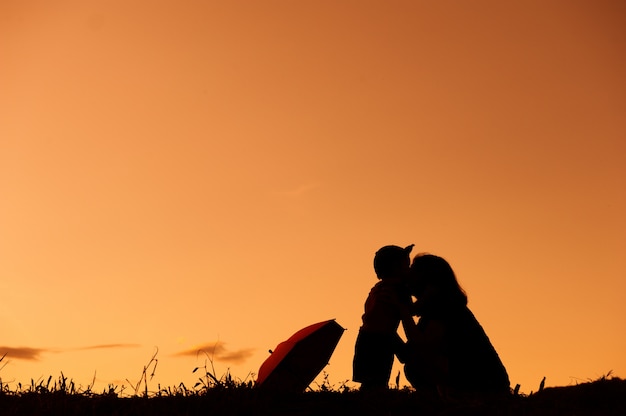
top-left (410, 253), bottom-right (467, 308)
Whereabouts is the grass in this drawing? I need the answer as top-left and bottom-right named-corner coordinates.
top-left (0, 354), bottom-right (624, 415)
top-left (1, 376), bottom-right (625, 415)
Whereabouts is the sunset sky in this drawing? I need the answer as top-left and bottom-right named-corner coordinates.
top-left (1, 0), bottom-right (624, 394)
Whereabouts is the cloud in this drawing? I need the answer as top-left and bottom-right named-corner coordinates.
top-left (274, 182), bottom-right (321, 197)
top-left (172, 342), bottom-right (255, 365)
top-left (0, 346), bottom-right (48, 361)
top-left (74, 343), bottom-right (141, 351)
top-left (0, 343), bottom-right (140, 361)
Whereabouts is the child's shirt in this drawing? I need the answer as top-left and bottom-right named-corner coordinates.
top-left (361, 279), bottom-right (408, 334)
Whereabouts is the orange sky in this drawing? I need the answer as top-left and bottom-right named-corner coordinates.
top-left (1, 0), bottom-right (624, 394)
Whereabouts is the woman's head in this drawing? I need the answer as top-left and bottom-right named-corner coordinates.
top-left (409, 253), bottom-right (467, 307)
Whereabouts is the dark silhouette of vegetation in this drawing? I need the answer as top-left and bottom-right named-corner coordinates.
top-left (1, 347), bottom-right (624, 415)
top-left (0, 371), bottom-right (624, 415)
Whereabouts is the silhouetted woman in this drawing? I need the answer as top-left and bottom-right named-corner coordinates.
top-left (401, 253), bottom-right (510, 398)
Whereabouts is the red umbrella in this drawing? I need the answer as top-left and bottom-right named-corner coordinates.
top-left (256, 319), bottom-right (345, 393)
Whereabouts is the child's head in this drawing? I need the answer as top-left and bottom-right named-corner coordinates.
top-left (373, 244), bottom-right (414, 280)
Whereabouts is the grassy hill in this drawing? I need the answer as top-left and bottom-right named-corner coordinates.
top-left (0, 376), bottom-right (624, 415)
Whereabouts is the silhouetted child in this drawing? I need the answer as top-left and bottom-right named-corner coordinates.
top-left (402, 253), bottom-right (510, 398)
top-left (353, 244), bottom-right (414, 390)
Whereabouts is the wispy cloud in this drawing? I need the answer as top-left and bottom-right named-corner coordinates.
top-left (0, 343), bottom-right (140, 361)
top-left (274, 182), bottom-right (322, 197)
top-left (73, 343), bottom-right (141, 351)
top-left (0, 346), bottom-right (48, 361)
top-left (172, 342), bottom-right (255, 365)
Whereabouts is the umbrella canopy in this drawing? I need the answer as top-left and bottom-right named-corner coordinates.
top-left (256, 319), bottom-right (345, 393)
